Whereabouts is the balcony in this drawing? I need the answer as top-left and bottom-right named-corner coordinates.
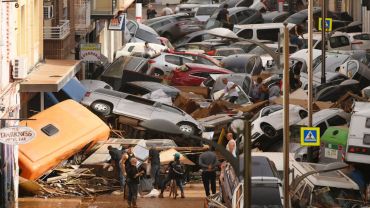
top-left (43, 20), bottom-right (71, 40)
top-left (91, 0), bottom-right (118, 18)
top-left (75, 0), bottom-right (93, 35)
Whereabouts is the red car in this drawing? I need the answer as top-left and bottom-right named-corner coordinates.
top-left (170, 51), bottom-right (221, 67)
top-left (169, 63), bottom-right (233, 86)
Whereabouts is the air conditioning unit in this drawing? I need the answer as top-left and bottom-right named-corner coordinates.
top-left (43, 5), bottom-right (53, 19)
top-left (13, 57), bottom-right (28, 79)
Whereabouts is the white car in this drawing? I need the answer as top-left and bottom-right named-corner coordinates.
top-left (300, 32), bottom-right (352, 50)
top-left (348, 32), bottom-right (370, 50)
top-left (251, 104), bottom-right (308, 146)
top-left (147, 53), bottom-right (194, 76)
top-left (114, 42), bottom-right (167, 59)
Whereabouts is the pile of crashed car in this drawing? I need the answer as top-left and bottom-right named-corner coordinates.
top-left (18, 0), bottom-right (370, 207)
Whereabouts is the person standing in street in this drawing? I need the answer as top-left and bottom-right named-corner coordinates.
top-left (199, 151), bottom-right (219, 196)
top-left (146, 4), bottom-right (157, 19)
top-left (108, 145), bottom-right (125, 192)
top-left (226, 132), bottom-right (237, 157)
top-left (216, 4), bottom-right (230, 29)
top-left (159, 153), bottom-right (185, 198)
top-left (125, 146), bottom-right (135, 172)
top-left (126, 157), bottom-right (145, 208)
top-left (219, 78), bottom-right (239, 103)
top-left (161, 3), bottom-right (173, 16)
top-left (148, 147), bottom-right (161, 189)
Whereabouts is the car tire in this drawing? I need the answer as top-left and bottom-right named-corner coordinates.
top-left (91, 101), bottom-right (112, 116)
top-left (177, 122), bottom-right (196, 135)
top-left (153, 69), bottom-right (164, 77)
top-left (260, 123), bottom-right (277, 138)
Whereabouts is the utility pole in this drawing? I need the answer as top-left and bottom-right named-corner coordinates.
top-left (283, 22), bottom-right (290, 208)
top-left (244, 121), bottom-right (251, 208)
top-left (321, 0), bottom-right (327, 85)
top-left (307, 0), bottom-right (314, 162)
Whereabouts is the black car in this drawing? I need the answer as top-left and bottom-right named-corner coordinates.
top-left (120, 81), bottom-right (180, 99)
top-left (205, 7), bottom-right (263, 30)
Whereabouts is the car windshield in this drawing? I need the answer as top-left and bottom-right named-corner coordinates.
top-left (311, 187), bottom-right (363, 208)
top-left (135, 29), bottom-right (160, 44)
top-left (103, 57), bottom-right (144, 78)
top-left (196, 7), bottom-right (218, 15)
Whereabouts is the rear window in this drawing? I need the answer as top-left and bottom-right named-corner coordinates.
top-left (196, 7), bottom-right (218, 16)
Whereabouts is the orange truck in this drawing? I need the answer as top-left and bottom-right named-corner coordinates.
top-left (19, 100), bottom-right (110, 180)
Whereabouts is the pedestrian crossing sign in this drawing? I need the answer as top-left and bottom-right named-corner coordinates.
top-left (301, 127), bottom-right (320, 146)
top-left (318, 17), bottom-right (333, 32)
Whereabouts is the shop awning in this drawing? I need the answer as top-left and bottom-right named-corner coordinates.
top-left (20, 59), bottom-right (82, 92)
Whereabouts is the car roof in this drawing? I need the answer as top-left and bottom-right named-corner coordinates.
top-left (197, 4), bottom-right (219, 8)
top-left (293, 162), bottom-right (359, 190)
top-left (298, 108), bottom-right (344, 125)
top-left (234, 22), bottom-right (295, 30)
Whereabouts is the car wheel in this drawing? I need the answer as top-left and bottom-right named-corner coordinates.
top-left (153, 69), bottom-right (164, 77)
top-left (91, 101), bottom-right (112, 116)
top-left (260, 123), bottom-right (277, 138)
top-left (177, 122), bottom-right (196, 135)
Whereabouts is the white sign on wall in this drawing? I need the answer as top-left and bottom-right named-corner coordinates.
top-left (80, 43), bottom-right (101, 62)
top-left (0, 126), bottom-right (36, 145)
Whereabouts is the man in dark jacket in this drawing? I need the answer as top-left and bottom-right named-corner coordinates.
top-left (216, 4), bottom-right (231, 29)
top-left (108, 145), bottom-right (125, 192)
top-left (148, 147), bottom-right (161, 189)
top-left (126, 157), bottom-right (144, 208)
top-left (199, 151), bottom-right (219, 196)
top-left (158, 152), bottom-right (185, 198)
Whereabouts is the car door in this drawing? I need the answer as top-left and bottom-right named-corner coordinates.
top-left (150, 103), bottom-right (184, 124)
top-left (115, 95), bottom-right (155, 120)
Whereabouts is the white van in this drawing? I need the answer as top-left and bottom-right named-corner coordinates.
top-left (346, 102), bottom-right (370, 164)
top-left (300, 32), bottom-right (352, 50)
top-left (233, 23), bottom-right (296, 42)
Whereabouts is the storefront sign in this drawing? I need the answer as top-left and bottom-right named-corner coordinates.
top-left (0, 126), bottom-right (36, 145)
top-left (80, 43), bottom-right (101, 62)
top-left (108, 13), bottom-right (125, 31)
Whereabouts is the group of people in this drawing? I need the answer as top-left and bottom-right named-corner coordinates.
top-left (146, 3), bottom-right (173, 20)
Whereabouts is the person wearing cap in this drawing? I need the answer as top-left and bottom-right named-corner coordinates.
top-left (199, 151), bottom-right (219, 196)
top-left (159, 152), bottom-right (185, 198)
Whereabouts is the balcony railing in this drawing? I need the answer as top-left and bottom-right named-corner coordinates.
top-left (75, 0), bottom-right (93, 35)
top-left (43, 20), bottom-right (71, 40)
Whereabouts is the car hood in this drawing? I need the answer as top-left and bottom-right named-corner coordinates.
top-left (206, 28), bottom-right (239, 39)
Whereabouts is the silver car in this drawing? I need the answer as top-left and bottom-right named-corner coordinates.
top-left (81, 88), bottom-right (204, 135)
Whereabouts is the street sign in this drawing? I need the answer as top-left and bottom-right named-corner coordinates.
top-left (318, 17), bottom-right (333, 32)
top-left (0, 126), bottom-right (36, 145)
top-left (80, 43), bottom-right (101, 62)
top-left (300, 127), bottom-right (320, 146)
top-left (108, 13), bottom-right (126, 31)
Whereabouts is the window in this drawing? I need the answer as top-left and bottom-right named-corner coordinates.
top-left (181, 57), bottom-right (193, 64)
top-left (135, 29), bottom-right (160, 44)
top-left (235, 11), bottom-right (245, 22)
top-left (190, 72), bottom-right (211, 78)
top-left (329, 36), bottom-right (350, 48)
top-left (327, 115), bottom-right (347, 126)
top-left (237, 29), bottom-right (253, 39)
top-left (353, 34), bottom-right (370, 40)
top-left (366, 118), bottom-right (370, 128)
top-left (41, 124), bottom-right (59, 136)
top-left (196, 7), bottom-right (218, 15)
top-left (127, 46), bottom-right (135, 52)
top-left (125, 95), bottom-right (155, 106)
top-left (316, 122), bottom-right (327, 136)
top-left (257, 29), bottom-right (280, 42)
top-left (165, 55), bottom-right (181, 65)
top-left (236, 0), bottom-right (253, 7)
top-left (245, 57), bottom-right (256, 74)
top-left (363, 134), bottom-right (370, 145)
top-left (189, 35), bottom-right (203, 43)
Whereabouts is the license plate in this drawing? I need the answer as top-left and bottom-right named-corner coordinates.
top-left (325, 148), bottom-right (338, 159)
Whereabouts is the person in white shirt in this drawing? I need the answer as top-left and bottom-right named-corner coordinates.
top-left (226, 132), bottom-right (236, 157)
top-left (161, 4), bottom-right (173, 16)
top-left (219, 78), bottom-right (239, 103)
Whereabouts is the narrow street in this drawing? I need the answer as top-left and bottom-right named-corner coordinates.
top-left (19, 183), bottom-right (206, 208)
